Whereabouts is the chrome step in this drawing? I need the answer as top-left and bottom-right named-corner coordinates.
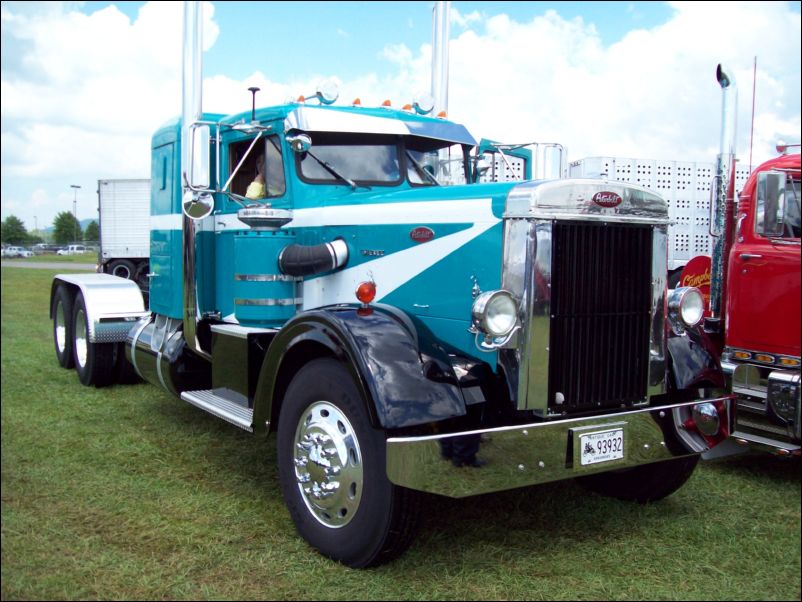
top-left (181, 389), bottom-right (254, 432)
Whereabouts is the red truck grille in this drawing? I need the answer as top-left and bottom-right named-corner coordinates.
top-left (548, 222), bottom-right (653, 414)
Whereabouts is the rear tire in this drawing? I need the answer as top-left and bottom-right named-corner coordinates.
top-left (108, 259), bottom-right (136, 281)
top-left (578, 455), bottom-right (700, 503)
top-left (277, 358), bottom-right (420, 567)
top-left (52, 285), bottom-right (75, 369)
top-left (72, 293), bottom-right (116, 387)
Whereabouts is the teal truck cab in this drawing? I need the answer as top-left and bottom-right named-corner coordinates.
top-left (50, 95), bottom-right (734, 567)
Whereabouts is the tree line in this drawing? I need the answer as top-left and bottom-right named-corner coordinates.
top-left (1, 213), bottom-right (99, 246)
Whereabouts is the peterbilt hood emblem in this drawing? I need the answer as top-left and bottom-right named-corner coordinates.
top-left (410, 226), bottom-right (435, 243)
top-left (592, 191), bottom-right (623, 208)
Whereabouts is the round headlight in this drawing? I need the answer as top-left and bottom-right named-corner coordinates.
top-left (679, 287), bottom-right (704, 328)
top-left (472, 291), bottom-right (518, 337)
top-left (668, 286), bottom-right (705, 331)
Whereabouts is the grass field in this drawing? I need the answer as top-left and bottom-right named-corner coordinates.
top-left (3, 253), bottom-right (96, 264)
top-left (2, 266), bottom-right (800, 600)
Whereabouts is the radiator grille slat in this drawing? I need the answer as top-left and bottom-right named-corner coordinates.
top-left (548, 223), bottom-right (652, 413)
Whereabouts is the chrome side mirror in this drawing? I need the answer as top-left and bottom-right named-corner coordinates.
top-left (182, 190), bottom-right (214, 220)
top-left (756, 171), bottom-right (787, 237)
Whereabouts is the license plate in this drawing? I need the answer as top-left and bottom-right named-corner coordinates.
top-left (580, 428), bottom-right (625, 466)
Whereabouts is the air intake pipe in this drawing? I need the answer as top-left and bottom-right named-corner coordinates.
top-left (279, 239), bottom-right (349, 277)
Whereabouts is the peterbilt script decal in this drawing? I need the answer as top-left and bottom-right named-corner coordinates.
top-left (410, 226), bottom-right (435, 243)
top-left (592, 191), bottom-right (623, 208)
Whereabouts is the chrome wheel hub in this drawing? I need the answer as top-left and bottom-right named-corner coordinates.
top-left (55, 302), bottom-right (67, 352)
top-left (74, 308), bottom-right (87, 368)
top-left (293, 401), bottom-right (363, 528)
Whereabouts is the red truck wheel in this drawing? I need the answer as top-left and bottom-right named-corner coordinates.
top-left (277, 358), bottom-right (420, 567)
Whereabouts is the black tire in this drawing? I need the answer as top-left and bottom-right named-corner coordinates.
top-left (72, 293), bottom-right (116, 387)
top-left (578, 455), bottom-right (700, 503)
top-left (277, 358), bottom-right (420, 568)
top-left (135, 261), bottom-right (150, 293)
top-left (108, 259), bottom-right (136, 281)
top-left (52, 285), bottom-right (75, 369)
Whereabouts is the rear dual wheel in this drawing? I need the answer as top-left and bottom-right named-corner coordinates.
top-left (71, 292), bottom-right (116, 387)
top-left (52, 286), bottom-right (75, 369)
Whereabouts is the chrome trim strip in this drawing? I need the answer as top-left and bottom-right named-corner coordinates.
top-left (386, 396), bottom-right (732, 498)
top-left (649, 225), bottom-right (668, 396)
top-left (234, 274), bottom-right (300, 282)
top-left (234, 297), bottom-right (302, 306)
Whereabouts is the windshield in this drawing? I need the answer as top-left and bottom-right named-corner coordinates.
top-left (407, 143), bottom-right (468, 186)
top-left (297, 133), bottom-right (401, 185)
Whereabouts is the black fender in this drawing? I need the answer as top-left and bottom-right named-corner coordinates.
top-left (666, 326), bottom-right (725, 391)
top-left (253, 305), bottom-right (467, 433)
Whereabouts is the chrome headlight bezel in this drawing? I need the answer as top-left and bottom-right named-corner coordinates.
top-left (472, 290), bottom-right (518, 338)
top-left (667, 286), bottom-right (705, 334)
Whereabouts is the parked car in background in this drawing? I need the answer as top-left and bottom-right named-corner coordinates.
top-left (2, 246), bottom-right (34, 258)
top-left (57, 245), bottom-right (87, 256)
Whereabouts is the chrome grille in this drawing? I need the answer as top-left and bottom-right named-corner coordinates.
top-left (548, 222), bottom-right (653, 413)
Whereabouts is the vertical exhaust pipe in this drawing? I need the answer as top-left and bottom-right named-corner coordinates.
top-left (431, 1), bottom-right (450, 117)
top-left (181, 1), bottom-right (208, 358)
top-left (709, 64), bottom-right (738, 324)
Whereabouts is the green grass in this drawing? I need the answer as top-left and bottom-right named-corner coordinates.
top-left (6, 253), bottom-right (97, 264)
top-left (2, 266), bottom-right (800, 600)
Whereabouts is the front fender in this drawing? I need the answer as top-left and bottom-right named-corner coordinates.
top-left (254, 305), bottom-right (466, 432)
top-left (667, 326), bottom-right (725, 390)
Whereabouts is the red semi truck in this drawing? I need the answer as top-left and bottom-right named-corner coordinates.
top-left (683, 66), bottom-right (800, 455)
top-left (714, 147), bottom-right (800, 454)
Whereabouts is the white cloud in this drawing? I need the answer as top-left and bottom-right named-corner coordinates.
top-left (367, 2), bottom-right (800, 167)
top-left (1, 1), bottom-right (800, 231)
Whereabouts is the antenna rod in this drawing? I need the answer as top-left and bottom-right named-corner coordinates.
top-left (749, 57), bottom-right (757, 173)
top-left (248, 87), bottom-right (260, 122)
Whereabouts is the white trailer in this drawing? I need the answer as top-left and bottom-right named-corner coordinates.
top-left (97, 178), bottom-right (150, 290)
top-left (568, 157), bottom-right (751, 283)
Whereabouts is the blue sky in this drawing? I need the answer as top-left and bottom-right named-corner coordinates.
top-left (2, 1), bottom-right (800, 232)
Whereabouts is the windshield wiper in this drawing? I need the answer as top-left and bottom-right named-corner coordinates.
top-left (305, 150), bottom-right (358, 189)
top-left (406, 151), bottom-right (440, 186)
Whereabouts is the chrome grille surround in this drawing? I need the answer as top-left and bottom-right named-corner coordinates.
top-left (500, 179), bottom-right (670, 416)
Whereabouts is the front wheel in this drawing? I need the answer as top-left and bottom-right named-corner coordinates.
top-left (277, 358), bottom-right (420, 568)
top-left (578, 455), bottom-right (700, 503)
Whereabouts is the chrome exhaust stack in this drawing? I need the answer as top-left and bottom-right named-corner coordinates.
top-left (709, 64), bottom-right (738, 322)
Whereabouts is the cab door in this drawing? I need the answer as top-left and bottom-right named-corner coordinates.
top-left (726, 170), bottom-right (801, 357)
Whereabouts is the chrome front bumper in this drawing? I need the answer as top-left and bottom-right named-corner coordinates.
top-left (386, 396), bottom-right (732, 498)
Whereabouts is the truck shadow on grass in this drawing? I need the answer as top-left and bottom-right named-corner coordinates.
top-left (145, 393), bottom-right (753, 567)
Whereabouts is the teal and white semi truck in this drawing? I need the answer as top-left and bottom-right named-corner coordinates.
top-left (48, 4), bottom-right (734, 568)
